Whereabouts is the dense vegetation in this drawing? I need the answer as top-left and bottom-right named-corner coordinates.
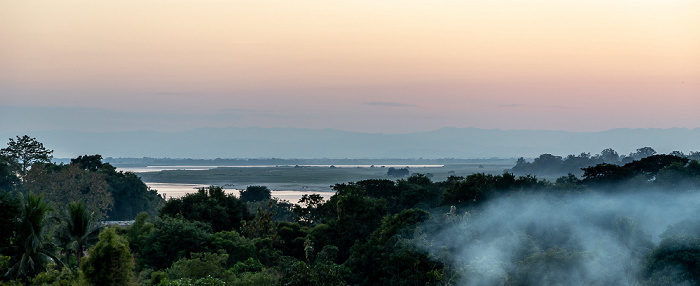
top-left (3, 136), bottom-right (700, 285)
top-left (511, 146), bottom-right (700, 177)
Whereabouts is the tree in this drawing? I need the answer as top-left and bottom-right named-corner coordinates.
top-left (103, 169), bottom-right (163, 220)
top-left (629, 147), bottom-right (657, 161)
top-left (56, 201), bottom-right (102, 268)
top-left (166, 251), bottom-right (229, 280)
top-left (5, 193), bottom-right (61, 279)
top-left (24, 163), bottom-right (113, 219)
top-left (387, 167), bottom-right (409, 177)
top-left (209, 230), bottom-right (256, 267)
top-left (345, 209), bottom-right (444, 285)
top-left (138, 217), bottom-right (213, 270)
top-left (159, 186), bottom-right (251, 232)
top-left (239, 185), bottom-right (271, 203)
top-left (1, 135), bottom-right (53, 179)
top-left (599, 148), bottom-right (620, 164)
top-left (292, 194), bottom-right (326, 225)
top-left (0, 191), bottom-right (20, 251)
top-left (70, 155), bottom-right (104, 172)
top-left (643, 236), bottom-right (700, 285)
top-left (281, 261), bottom-right (350, 286)
top-left (81, 227), bottom-right (135, 286)
top-left (441, 173), bottom-right (496, 206)
top-left (0, 155), bottom-right (19, 192)
top-left (331, 185), bottom-right (388, 262)
top-left (70, 155), bottom-right (163, 220)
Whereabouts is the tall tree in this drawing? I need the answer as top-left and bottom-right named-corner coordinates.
top-left (24, 163), bottom-right (113, 219)
top-left (0, 135), bottom-right (53, 179)
top-left (5, 193), bottom-right (61, 279)
top-left (56, 201), bottom-right (102, 267)
top-left (0, 191), bottom-right (20, 249)
top-left (0, 154), bottom-right (19, 192)
top-left (81, 227), bottom-right (135, 286)
top-left (70, 154), bottom-right (163, 220)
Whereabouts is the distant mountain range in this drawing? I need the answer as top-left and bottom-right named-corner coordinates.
top-left (2, 127), bottom-right (699, 159)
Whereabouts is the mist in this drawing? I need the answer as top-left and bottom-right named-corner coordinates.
top-left (424, 189), bottom-right (700, 286)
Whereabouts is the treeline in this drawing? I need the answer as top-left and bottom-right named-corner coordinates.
top-left (511, 146), bottom-right (700, 176)
top-left (98, 157), bottom-right (509, 168)
top-left (0, 136), bottom-right (163, 221)
top-left (4, 136), bottom-right (700, 285)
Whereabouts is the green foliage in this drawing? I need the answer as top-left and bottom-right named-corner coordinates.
top-left (441, 172), bottom-right (548, 206)
top-left (209, 230), bottom-right (256, 267)
top-left (582, 154), bottom-right (690, 188)
top-left (331, 185), bottom-right (388, 262)
top-left (126, 212), bottom-right (154, 254)
top-left (139, 217), bottom-right (213, 270)
top-left (281, 261), bottom-right (349, 286)
top-left (81, 227), bottom-right (135, 286)
top-left (275, 222), bottom-right (310, 261)
top-left (69, 154), bottom-right (164, 220)
top-left (239, 185), bottom-right (271, 203)
top-left (315, 245), bottom-right (339, 264)
top-left (230, 257), bottom-right (264, 274)
top-left (24, 163), bottom-right (113, 219)
top-left (247, 197), bottom-right (295, 222)
top-left (394, 175), bottom-right (441, 211)
top-left (5, 193), bottom-right (61, 279)
top-left (71, 154), bottom-right (105, 172)
top-left (104, 169), bottom-right (163, 220)
top-left (346, 209), bottom-right (441, 286)
top-left (167, 251), bottom-right (228, 280)
top-left (0, 255), bottom-right (11, 277)
top-left (0, 191), bottom-right (20, 249)
top-left (292, 193), bottom-right (327, 225)
top-left (55, 201), bottom-right (102, 268)
top-left (0, 155), bottom-right (19, 192)
top-left (160, 186), bottom-right (251, 232)
top-left (157, 276), bottom-right (227, 286)
top-left (643, 236), bottom-right (700, 285)
top-left (241, 202), bottom-right (279, 243)
top-left (250, 237), bottom-right (283, 267)
top-left (0, 135), bottom-right (53, 179)
top-left (27, 266), bottom-right (80, 286)
top-left (441, 173), bottom-right (496, 206)
top-left (224, 268), bottom-right (280, 286)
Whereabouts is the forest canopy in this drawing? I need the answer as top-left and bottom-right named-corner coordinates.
top-left (3, 136), bottom-right (700, 285)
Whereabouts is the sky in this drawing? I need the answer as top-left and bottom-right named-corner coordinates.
top-left (2, 0), bottom-right (699, 134)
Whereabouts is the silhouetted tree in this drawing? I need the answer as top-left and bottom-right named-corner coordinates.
top-left (240, 185), bottom-right (271, 203)
top-left (1, 135), bottom-right (53, 180)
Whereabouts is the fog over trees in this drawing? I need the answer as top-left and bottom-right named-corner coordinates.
top-left (3, 136), bottom-right (700, 285)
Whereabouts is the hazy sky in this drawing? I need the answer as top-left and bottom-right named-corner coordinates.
top-left (2, 0), bottom-right (699, 134)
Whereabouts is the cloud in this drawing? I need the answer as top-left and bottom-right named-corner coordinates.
top-left (551, 105), bottom-right (579, 109)
top-left (364, 101), bottom-right (416, 107)
top-left (499, 104), bottom-right (523, 108)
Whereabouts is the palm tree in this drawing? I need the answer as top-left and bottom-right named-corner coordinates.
top-left (5, 193), bottom-right (61, 278)
top-left (56, 201), bottom-right (102, 267)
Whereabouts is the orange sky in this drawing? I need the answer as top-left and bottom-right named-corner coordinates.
top-left (1, 0), bottom-right (699, 133)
